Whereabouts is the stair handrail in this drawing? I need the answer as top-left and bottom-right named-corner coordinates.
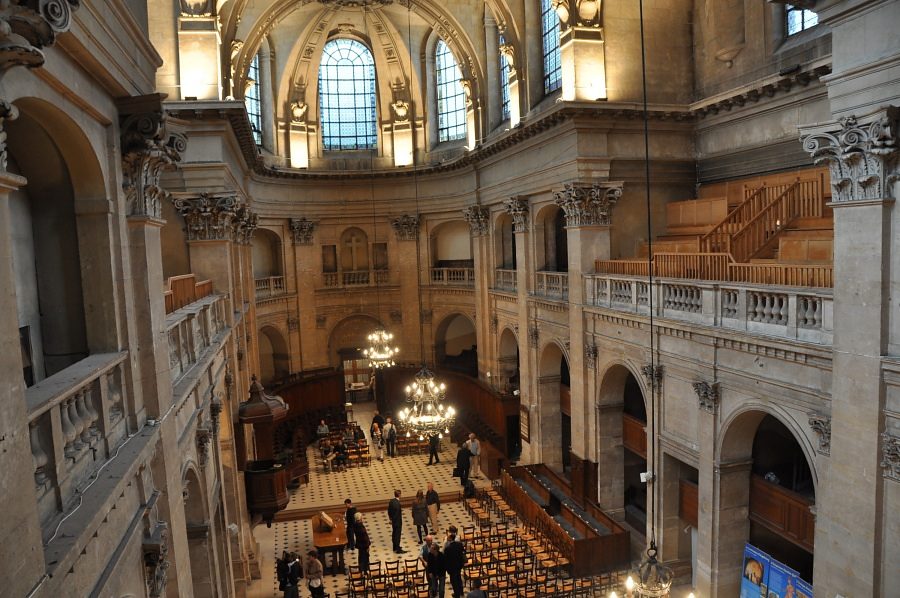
top-left (699, 184), bottom-right (768, 254)
top-left (730, 179), bottom-right (803, 262)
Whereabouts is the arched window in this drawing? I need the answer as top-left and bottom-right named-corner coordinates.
top-left (786, 4), bottom-right (818, 35)
top-left (540, 0), bottom-right (562, 94)
top-left (244, 52), bottom-right (263, 145)
top-left (319, 39), bottom-right (377, 151)
top-left (435, 39), bottom-right (467, 143)
top-left (499, 33), bottom-right (511, 121)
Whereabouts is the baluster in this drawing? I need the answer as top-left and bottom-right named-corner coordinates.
top-left (65, 396), bottom-right (83, 452)
top-left (811, 298), bottom-right (822, 328)
top-left (779, 296), bottom-right (789, 324)
top-left (83, 385), bottom-right (100, 438)
top-left (800, 297), bottom-right (812, 327)
top-left (748, 293), bottom-right (759, 321)
top-left (75, 389), bottom-right (92, 444)
top-left (30, 421), bottom-right (49, 487)
top-left (107, 370), bottom-right (123, 422)
top-left (761, 295), bottom-right (772, 323)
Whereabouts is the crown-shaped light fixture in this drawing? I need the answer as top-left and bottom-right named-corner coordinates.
top-left (398, 366), bottom-right (456, 440)
top-left (364, 329), bottom-right (399, 369)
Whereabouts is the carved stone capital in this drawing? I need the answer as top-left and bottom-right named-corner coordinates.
top-left (390, 99), bottom-right (410, 123)
top-left (233, 203), bottom-right (259, 245)
top-left (0, 100), bottom-right (19, 172)
top-left (120, 109), bottom-right (187, 218)
top-left (554, 182), bottom-right (622, 227)
top-left (462, 205), bottom-right (489, 236)
top-left (390, 214), bottom-right (419, 241)
top-left (800, 106), bottom-right (899, 203)
top-left (196, 426), bottom-right (212, 466)
top-left (552, 0), bottom-right (601, 29)
top-left (143, 521), bottom-right (170, 597)
top-left (287, 316), bottom-right (299, 331)
top-left (209, 393), bottom-right (223, 436)
top-left (316, 314), bottom-right (327, 328)
top-left (172, 193), bottom-right (243, 241)
top-left (289, 217), bottom-right (318, 245)
top-left (584, 343), bottom-right (597, 370)
top-left (881, 432), bottom-right (900, 481)
top-left (807, 413), bottom-right (831, 456)
top-left (289, 101), bottom-right (308, 124)
top-left (692, 381), bottom-right (719, 413)
top-left (499, 42), bottom-right (516, 76)
top-left (489, 315), bottom-right (498, 333)
top-left (504, 196), bottom-right (529, 232)
top-left (528, 325), bottom-right (539, 349)
top-left (641, 363), bottom-right (663, 390)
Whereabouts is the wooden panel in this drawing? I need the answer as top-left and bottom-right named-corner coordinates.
top-left (666, 197), bottom-right (728, 229)
top-left (679, 479), bottom-right (699, 528)
top-left (749, 475), bottom-right (815, 552)
top-left (560, 384), bottom-right (571, 416)
top-left (622, 414), bottom-right (647, 459)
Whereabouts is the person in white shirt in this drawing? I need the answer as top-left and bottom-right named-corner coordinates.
top-left (465, 433), bottom-right (481, 479)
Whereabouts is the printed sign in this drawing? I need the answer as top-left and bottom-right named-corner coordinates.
top-left (740, 543), bottom-right (771, 598)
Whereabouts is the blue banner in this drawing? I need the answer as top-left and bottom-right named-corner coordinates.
top-left (740, 543), bottom-right (770, 598)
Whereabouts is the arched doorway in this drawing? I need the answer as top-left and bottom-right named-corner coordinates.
top-left (534, 205), bottom-right (568, 272)
top-left (716, 410), bottom-right (817, 595)
top-left (537, 342), bottom-right (569, 472)
top-left (494, 213), bottom-right (516, 270)
top-left (258, 326), bottom-right (290, 385)
top-left (183, 467), bottom-right (218, 597)
top-left (498, 327), bottom-right (521, 459)
top-left (328, 315), bottom-right (382, 398)
top-left (252, 229), bottom-right (283, 297)
top-left (435, 313), bottom-right (477, 377)
top-left (622, 372), bottom-right (648, 533)
top-left (431, 220), bottom-right (473, 267)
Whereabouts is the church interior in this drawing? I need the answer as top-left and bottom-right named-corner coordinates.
top-left (1, 0), bottom-right (898, 596)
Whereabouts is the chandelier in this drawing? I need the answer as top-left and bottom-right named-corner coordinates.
top-left (398, 366), bottom-right (456, 440)
top-left (632, 541), bottom-right (674, 597)
top-left (363, 329), bottom-right (398, 368)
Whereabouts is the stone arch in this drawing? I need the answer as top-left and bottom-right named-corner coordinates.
top-left (430, 220), bottom-right (472, 266)
top-left (497, 326), bottom-right (522, 458)
top-left (327, 313), bottom-right (383, 369)
top-left (339, 226), bottom-right (370, 272)
top-left (434, 312), bottom-right (477, 376)
top-left (535, 340), bottom-right (570, 470)
top-left (534, 203), bottom-right (567, 272)
top-left (712, 405), bottom-right (819, 595)
top-left (258, 325), bottom-right (290, 385)
top-left (7, 97), bottom-right (113, 381)
top-left (252, 227), bottom-right (283, 280)
top-left (182, 466), bottom-right (217, 597)
top-left (494, 212), bottom-right (516, 270)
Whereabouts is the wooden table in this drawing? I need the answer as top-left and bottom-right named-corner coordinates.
top-left (311, 513), bottom-right (347, 575)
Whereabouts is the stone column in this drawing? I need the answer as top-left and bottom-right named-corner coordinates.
top-left (483, 14), bottom-right (501, 132)
top-left (800, 106), bottom-right (898, 597)
top-left (258, 44), bottom-right (275, 153)
top-left (463, 205), bottom-right (491, 379)
top-left (289, 217), bottom-right (319, 370)
top-left (554, 0), bottom-right (607, 101)
top-left (390, 215), bottom-right (425, 364)
top-left (693, 382), bottom-right (720, 597)
top-left (523, 0), bottom-right (544, 110)
top-left (499, 33), bottom-right (520, 127)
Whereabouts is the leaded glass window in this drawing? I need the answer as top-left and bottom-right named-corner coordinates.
top-left (245, 52), bottom-right (263, 145)
top-left (319, 38), bottom-right (378, 151)
top-left (540, 0), bottom-right (562, 94)
top-left (499, 34), bottom-right (511, 121)
top-left (786, 5), bottom-right (818, 35)
top-left (435, 39), bottom-right (467, 143)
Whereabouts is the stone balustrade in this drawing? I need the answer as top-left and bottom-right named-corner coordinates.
top-left (167, 293), bottom-right (228, 385)
top-left (430, 267), bottom-right (475, 287)
top-left (254, 275), bottom-right (286, 298)
top-left (25, 352), bottom-right (130, 531)
top-left (494, 268), bottom-right (517, 292)
top-left (585, 274), bottom-right (833, 344)
top-left (534, 271), bottom-right (569, 301)
top-left (322, 270), bottom-right (390, 289)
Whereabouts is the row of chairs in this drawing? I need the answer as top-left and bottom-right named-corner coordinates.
top-left (346, 559), bottom-right (427, 598)
top-left (319, 444), bottom-right (372, 473)
top-left (392, 435), bottom-right (431, 456)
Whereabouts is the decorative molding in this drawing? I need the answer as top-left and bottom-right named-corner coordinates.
top-left (552, 0), bottom-right (601, 29)
top-left (692, 381), bottom-right (720, 413)
top-left (287, 316), bottom-right (299, 331)
top-left (881, 432), bottom-right (900, 481)
top-left (807, 413), bottom-right (831, 456)
top-left (233, 203), bottom-right (258, 244)
top-left (641, 363), bottom-right (663, 390)
top-left (389, 214), bottom-right (419, 241)
top-left (499, 42), bottom-right (516, 76)
top-left (120, 107), bottom-right (187, 218)
top-left (528, 325), bottom-right (539, 348)
top-left (389, 309), bottom-right (402, 324)
top-left (390, 99), bottom-right (409, 123)
top-left (489, 315), bottom-right (499, 333)
top-left (696, 64), bottom-right (831, 119)
top-left (462, 205), bottom-right (489, 236)
top-left (289, 101), bottom-right (307, 124)
top-left (289, 217), bottom-right (318, 244)
top-left (143, 521), bottom-right (170, 598)
top-left (209, 393), bottom-right (223, 437)
top-left (800, 106), bottom-right (899, 203)
top-left (504, 196), bottom-right (529, 233)
top-left (315, 314), bottom-right (327, 328)
top-left (420, 309), bottom-right (433, 323)
top-left (584, 343), bottom-right (597, 370)
top-left (196, 426), bottom-right (212, 466)
top-left (172, 193), bottom-right (245, 241)
top-left (554, 182), bottom-right (623, 227)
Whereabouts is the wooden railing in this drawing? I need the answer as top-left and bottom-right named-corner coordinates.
top-left (430, 267), bottom-right (475, 287)
top-left (749, 474), bottom-right (815, 552)
top-left (494, 268), bottom-right (517, 292)
top-left (534, 271), bottom-right (568, 300)
top-left (622, 414), bottom-right (647, 459)
top-left (699, 184), bottom-right (769, 254)
top-left (164, 274), bottom-right (214, 314)
top-left (654, 252), bottom-right (731, 280)
top-left (729, 262), bottom-right (833, 288)
top-left (594, 259), bottom-right (650, 277)
top-left (255, 275), bottom-right (286, 298)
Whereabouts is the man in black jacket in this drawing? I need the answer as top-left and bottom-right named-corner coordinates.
top-left (455, 442), bottom-right (471, 488)
top-left (388, 489), bottom-right (406, 553)
top-left (443, 526), bottom-right (466, 598)
top-left (427, 433), bottom-right (441, 465)
top-left (344, 498), bottom-right (357, 550)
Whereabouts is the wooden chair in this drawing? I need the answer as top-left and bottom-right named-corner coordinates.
top-left (413, 582), bottom-right (431, 598)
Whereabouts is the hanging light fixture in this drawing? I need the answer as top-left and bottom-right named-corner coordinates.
top-left (364, 329), bottom-right (398, 368)
top-left (398, 366), bottom-right (456, 440)
top-left (633, 541), bottom-right (673, 597)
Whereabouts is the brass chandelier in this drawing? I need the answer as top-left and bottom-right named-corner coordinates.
top-left (364, 329), bottom-right (398, 369)
top-left (399, 366), bottom-right (456, 440)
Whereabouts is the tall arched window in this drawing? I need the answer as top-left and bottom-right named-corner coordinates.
top-left (319, 39), bottom-right (377, 151)
top-left (540, 0), bottom-right (562, 94)
top-left (244, 52), bottom-right (263, 145)
top-left (435, 39), bottom-right (467, 143)
top-left (499, 33), bottom-right (511, 121)
top-left (786, 4), bottom-right (818, 35)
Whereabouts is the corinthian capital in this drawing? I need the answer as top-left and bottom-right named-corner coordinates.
top-left (233, 203), bottom-right (259, 245)
top-left (172, 193), bottom-right (243, 241)
top-left (504, 196), bottom-right (529, 232)
top-left (800, 106), bottom-right (899, 203)
top-left (289, 217), bottom-right (318, 244)
top-left (121, 107), bottom-right (187, 218)
top-left (390, 214), bottom-right (419, 241)
top-left (554, 182), bottom-right (622, 227)
top-left (462, 205), bottom-right (489, 236)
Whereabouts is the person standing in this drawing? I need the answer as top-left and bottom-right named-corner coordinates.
top-left (425, 482), bottom-right (441, 534)
top-left (388, 489), bottom-right (406, 553)
top-left (303, 550), bottom-right (325, 598)
top-left (372, 423), bottom-right (384, 462)
top-left (465, 578), bottom-right (488, 598)
top-left (455, 442), bottom-right (471, 489)
top-left (465, 433), bottom-right (481, 479)
top-left (427, 434), bottom-right (441, 465)
top-left (425, 541), bottom-right (447, 598)
top-left (412, 489), bottom-right (429, 543)
top-left (344, 498), bottom-right (357, 551)
top-left (371, 410), bottom-right (385, 436)
top-left (282, 552), bottom-right (301, 598)
top-left (443, 526), bottom-right (466, 598)
top-left (316, 419), bottom-right (329, 441)
top-left (383, 417), bottom-right (397, 457)
top-left (354, 512), bottom-right (371, 572)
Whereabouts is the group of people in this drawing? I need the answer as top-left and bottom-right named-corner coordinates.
top-left (369, 410), bottom-right (397, 462)
top-left (453, 433), bottom-right (481, 491)
top-left (276, 550), bottom-right (325, 598)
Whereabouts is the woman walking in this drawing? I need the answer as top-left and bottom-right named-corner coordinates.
top-left (412, 490), bottom-right (430, 543)
top-left (354, 512), bottom-right (372, 572)
top-left (303, 550), bottom-right (325, 598)
top-left (372, 422), bottom-right (384, 462)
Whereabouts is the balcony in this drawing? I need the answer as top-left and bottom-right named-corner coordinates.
top-left (255, 275), bottom-right (286, 298)
top-left (584, 273), bottom-right (833, 344)
top-left (166, 293), bottom-right (229, 385)
top-left (534, 271), bottom-right (569, 301)
top-left (164, 273), bottom-right (213, 314)
top-left (430, 267), bottom-right (475, 287)
top-left (494, 268), bottom-right (517, 292)
top-left (322, 270), bottom-right (389, 289)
